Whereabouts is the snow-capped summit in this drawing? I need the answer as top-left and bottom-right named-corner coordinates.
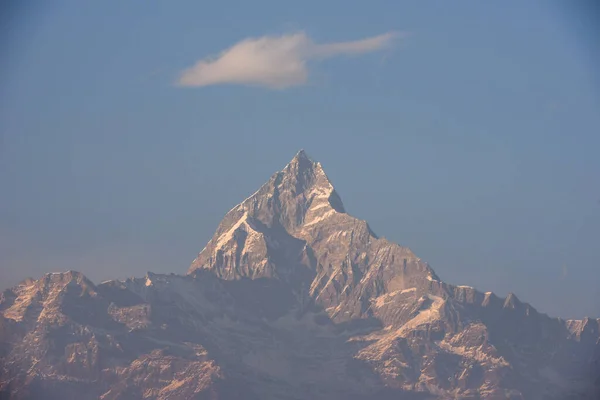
top-left (187, 151), bottom-right (441, 319)
top-left (187, 149), bottom-right (349, 279)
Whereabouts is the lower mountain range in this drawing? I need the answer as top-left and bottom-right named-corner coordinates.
top-left (1, 150), bottom-right (598, 399)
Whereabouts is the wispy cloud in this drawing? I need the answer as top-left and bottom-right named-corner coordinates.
top-left (176, 31), bottom-right (399, 89)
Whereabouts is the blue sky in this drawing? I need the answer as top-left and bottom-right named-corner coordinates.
top-left (1, 1), bottom-right (599, 318)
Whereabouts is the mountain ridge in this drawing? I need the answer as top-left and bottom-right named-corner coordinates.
top-left (1, 150), bottom-right (599, 399)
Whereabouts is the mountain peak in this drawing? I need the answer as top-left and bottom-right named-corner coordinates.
top-left (292, 148), bottom-right (310, 162)
top-left (284, 149), bottom-right (313, 174)
top-left (282, 150), bottom-right (340, 202)
top-left (188, 151), bottom-right (434, 307)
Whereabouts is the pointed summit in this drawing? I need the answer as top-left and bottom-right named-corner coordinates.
top-left (188, 150), bottom-right (437, 316)
top-left (292, 148), bottom-right (310, 162)
top-left (285, 148), bottom-right (316, 172)
top-left (282, 149), bottom-right (327, 184)
top-left (275, 149), bottom-right (344, 214)
top-left (286, 149), bottom-right (315, 176)
top-left (187, 150), bottom-right (357, 279)
top-left (288, 148), bottom-right (319, 169)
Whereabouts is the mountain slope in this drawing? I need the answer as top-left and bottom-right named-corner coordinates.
top-left (1, 150), bottom-right (598, 399)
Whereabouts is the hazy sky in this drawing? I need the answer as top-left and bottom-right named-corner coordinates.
top-left (1, 1), bottom-right (599, 319)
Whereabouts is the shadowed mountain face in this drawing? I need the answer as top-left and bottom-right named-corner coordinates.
top-left (1, 151), bottom-right (599, 399)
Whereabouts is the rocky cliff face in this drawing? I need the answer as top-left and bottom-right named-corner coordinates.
top-left (1, 150), bottom-right (598, 399)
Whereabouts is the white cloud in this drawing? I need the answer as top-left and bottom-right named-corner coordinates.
top-left (177, 31), bottom-right (399, 89)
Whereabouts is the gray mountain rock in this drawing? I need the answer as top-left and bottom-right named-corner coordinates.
top-left (1, 150), bottom-right (598, 399)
